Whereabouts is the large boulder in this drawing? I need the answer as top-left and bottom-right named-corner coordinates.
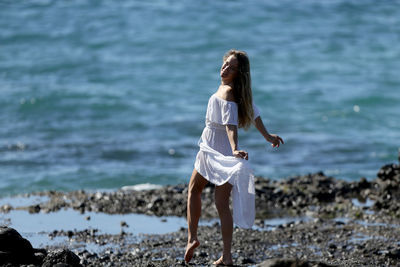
top-left (0, 227), bottom-right (82, 266)
top-left (377, 164), bottom-right (400, 182)
top-left (0, 226), bottom-right (36, 264)
top-left (42, 249), bottom-right (82, 267)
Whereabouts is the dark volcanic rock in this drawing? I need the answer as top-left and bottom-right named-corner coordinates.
top-left (0, 226), bottom-right (36, 264)
top-left (42, 249), bottom-right (82, 267)
top-left (372, 163), bottom-right (400, 216)
top-left (0, 227), bottom-right (82, 266)
top-left (377, 164), bottom-right (400, 181)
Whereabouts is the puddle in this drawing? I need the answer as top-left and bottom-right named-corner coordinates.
top-left (352, 198), bottom-right (374, 208)
top-left (0, 205), bottom-right (311, 254)
top-left (308, 245), bottom-right (323, 256)
top-left (256, 217), bottom-right (310, 231)
top-left (349, 233), bottom-right (387, 243)
top-left (334, 217), bottom-right (400, 228)
top-left (22, 232), bottom-right (70, 248)
top-left (0, 209), bottom-right (193, 235)
top-left (270, 242), bottom-right (298, 250)
top-left (0, 195), bottom-right (50, 208)
top-left (354, 220), bottom-right (400, 228)
top-left (0, 207), bottom-right (219, 252)
top-left (349, 233), bottom-right (373, 243)
top-left (18, 231), bottom-right (121, 254)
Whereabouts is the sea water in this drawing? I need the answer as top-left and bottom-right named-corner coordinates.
top-left (1, 0), bottom-right (399, 197)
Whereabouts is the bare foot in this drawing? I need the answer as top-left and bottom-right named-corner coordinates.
top-left (213, 255), bottom-right (233, 266)
top-left (184, 239), bottom-right (200, 263)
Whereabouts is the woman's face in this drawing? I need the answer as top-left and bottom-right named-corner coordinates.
top-left (220, 55), bottom-right (239, 82)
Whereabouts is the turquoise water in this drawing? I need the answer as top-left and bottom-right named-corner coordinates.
top-left (1, 0), bottom-right (399, 196)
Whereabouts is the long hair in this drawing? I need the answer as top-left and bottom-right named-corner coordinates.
top-left (223, 49), bottom-right (254, 130)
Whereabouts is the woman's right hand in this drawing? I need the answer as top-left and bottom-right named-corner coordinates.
top-left (233, 150), bottom-right (248, 160)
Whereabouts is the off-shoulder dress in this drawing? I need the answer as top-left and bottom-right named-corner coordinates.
top-left (194, 93), bottom-right (260, 228)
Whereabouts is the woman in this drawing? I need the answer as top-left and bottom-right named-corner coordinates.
top-left (185, 50), bottom-right (284, 265)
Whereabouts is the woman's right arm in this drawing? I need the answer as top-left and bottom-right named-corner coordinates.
top-left (226, 124), bottom-right (249, 160)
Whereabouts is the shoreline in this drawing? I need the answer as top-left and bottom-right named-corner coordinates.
top-left (1, 163), bottom-right (400, 266)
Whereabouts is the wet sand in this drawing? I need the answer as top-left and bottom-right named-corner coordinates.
top-left (1, 163), bottom-right (400, 266)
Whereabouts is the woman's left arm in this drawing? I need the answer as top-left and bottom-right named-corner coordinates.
top-left (254, 116), bottom-right (284, 148)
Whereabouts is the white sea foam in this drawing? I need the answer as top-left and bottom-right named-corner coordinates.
top-left (121, 183), bottom-right (163, 191)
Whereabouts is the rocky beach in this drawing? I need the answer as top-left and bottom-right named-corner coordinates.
top-left (1, 162), bottom-right (400, 266)
top-left (2, 1), bottom-right (400, 266)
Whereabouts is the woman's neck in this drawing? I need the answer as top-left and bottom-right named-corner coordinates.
top-left (220, 79), bottom-right (234, 87)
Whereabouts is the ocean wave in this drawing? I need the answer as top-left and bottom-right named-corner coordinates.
top-left (121, 183), bottom-right (163, 191)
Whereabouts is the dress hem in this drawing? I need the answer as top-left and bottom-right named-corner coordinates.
top-left (194, 166), bottom-right (234, 186)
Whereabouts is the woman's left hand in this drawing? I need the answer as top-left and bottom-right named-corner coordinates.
top-left (269, 134), bottom-right (284, 148)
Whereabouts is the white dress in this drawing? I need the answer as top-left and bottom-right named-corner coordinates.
top-left (194, 93), bottom-right (260, 228)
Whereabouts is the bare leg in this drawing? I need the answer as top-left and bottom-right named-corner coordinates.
top-left (213, 182), bottom-right (233, 266)
top-left (184, 169), bottom-right (208, 263)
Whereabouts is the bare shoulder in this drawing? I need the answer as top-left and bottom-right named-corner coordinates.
top-left (218, 85), bottom-right (236, 102)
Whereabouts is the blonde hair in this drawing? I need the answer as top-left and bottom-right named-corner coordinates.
top-left (223, 49), bottom-right (254, 130)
